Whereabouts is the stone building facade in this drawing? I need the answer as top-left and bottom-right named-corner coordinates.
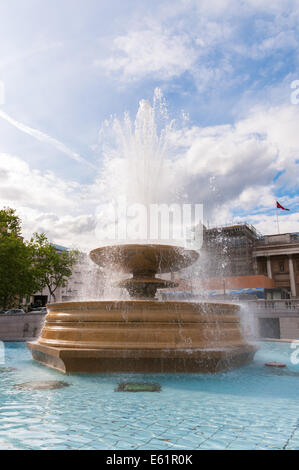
top-left (199, 224), bottom-right (299, 299)
top-left (253, 233), bottom-right (299, 298)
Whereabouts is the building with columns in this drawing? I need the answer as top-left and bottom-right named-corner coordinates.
top-left (253, 233), bottom-right (299, 298)
top-left (165, 224), bottom-right (299, 340)
top-left (195, 224), bottom-right (299, 300)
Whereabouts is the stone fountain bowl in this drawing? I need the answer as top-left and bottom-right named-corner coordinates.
top-left (89, 243), bottom-right (199, 275)
top-left (28, 300), bottom-right (257, 374)
top-left (28, 242), bottom-right (257, 373)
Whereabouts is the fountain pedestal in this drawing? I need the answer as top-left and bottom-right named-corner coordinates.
top-left (28, 300), bottom-right (256, 373)
top-left (28, 244), bottom-right (256, 373)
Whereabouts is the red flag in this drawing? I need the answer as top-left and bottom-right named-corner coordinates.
top-left (276, 201), bottom-right (290, 211)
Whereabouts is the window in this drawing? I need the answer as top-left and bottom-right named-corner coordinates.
top-left (279, 262), bottom-right (285, 272)
top-left (259, 262), bottom-right (267, 274)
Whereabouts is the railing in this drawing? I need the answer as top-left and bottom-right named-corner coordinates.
top-left (255, 235), bottom-right (299, 246)
top-left (244, 299), bottom-right (299, 313)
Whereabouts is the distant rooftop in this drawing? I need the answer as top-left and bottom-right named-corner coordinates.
top-left (256, 232), bottom-right (299, 246)
top-left (51, 243), bottom-right (68, 252)
top-left (204, 222), bottom-right (263, 240)
top-left (205, 223), bottom-right (299, 245)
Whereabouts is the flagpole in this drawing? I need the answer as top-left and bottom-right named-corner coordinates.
top-left (276, 201), bottom-right (290, 232)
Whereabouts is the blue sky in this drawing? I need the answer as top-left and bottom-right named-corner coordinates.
top-left (0, 0), bottom-right (298, 248)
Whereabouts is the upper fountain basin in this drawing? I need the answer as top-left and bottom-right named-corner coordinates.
top-left (89, 244), bottom-right (199, 275)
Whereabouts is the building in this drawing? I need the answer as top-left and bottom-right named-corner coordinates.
top-left (165, 223), bottom-right (299, 340)
top-left (195, 224), bottom-right (299, 300)
top-left (203, 223), bottom-right (259, 277)
top-left (254, 232), bottom-right (299, 298)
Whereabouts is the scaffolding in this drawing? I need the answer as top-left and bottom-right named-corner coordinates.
top-left (202, 224), bottom-right (259, 277)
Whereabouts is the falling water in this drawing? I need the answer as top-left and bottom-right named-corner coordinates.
top-left (93, 88), bottom-right (195, 248)
top-left (98, 88), bottom-right (183, 207)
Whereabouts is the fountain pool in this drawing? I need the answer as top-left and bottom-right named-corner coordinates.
top-left (1, 341), bottom-right (298, 450)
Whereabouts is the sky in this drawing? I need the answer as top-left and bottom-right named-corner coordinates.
top-left (0, 0), bottom-right (298, 249)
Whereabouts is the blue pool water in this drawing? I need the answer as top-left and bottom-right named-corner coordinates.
top-left (0, 341), bottom-right (298, 450)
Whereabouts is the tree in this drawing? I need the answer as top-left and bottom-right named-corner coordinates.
top-left (0, 207), bottom-right (79, 310)
top-left (0, 209), bottom-right (41, 310)
top-left (0, 207), bottom-right (22, 237)
top-left (30, 233), bottom-right (79, 302)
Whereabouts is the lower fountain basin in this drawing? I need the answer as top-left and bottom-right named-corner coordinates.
top-left (27, 300), bottom-right (257, 373)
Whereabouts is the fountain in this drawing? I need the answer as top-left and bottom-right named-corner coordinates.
top-left (27, 243), bottom-right (256, 373)
top-left (27, 91), bottom-right (256, 373)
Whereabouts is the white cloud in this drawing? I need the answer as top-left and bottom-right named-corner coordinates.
top-left (0, 153), bottom-right (98, 250)
top-left (27, 212), bottom-right (97, 248)
top-left (96, 25), bottom-right (197, 81)
top-left (95, 0), bottom-right (299, 95)
top-left (0, 153), bottom-right (80, 210)
top-left (95, 16), bottom-right (233, 88)
top-left (173, 103), bottom-right (299, 230)
top-left (250, 31), bottom-right (298, 59)
top-left (235, 209), bottom-right (299, 235)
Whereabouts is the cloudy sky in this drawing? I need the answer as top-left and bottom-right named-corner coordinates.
top-left (0, 0), bottom-right (298, 249)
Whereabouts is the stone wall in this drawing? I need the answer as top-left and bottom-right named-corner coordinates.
top-left (1, 310), bottom-right (298, 342)
top-left (256, 314), bottom-right (299, 340)
top-left (279, 317), bottom-right (299, 340)
top-left (0, 313), bottom-right (46, 341)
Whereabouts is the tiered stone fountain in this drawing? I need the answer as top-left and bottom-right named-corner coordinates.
top-left (28, 243), bottom-right (256, 373)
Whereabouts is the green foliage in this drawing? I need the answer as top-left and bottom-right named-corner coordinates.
top-left (0, 207), bottom-right (22, 237)
top-left (0, 210), bottom-right (40, 309)
top-left (0, 207), bottom-right (79, 309)
top-left (29, 233), bottom-right (79, 301)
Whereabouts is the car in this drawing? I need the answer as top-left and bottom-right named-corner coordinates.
top-left (4, 309), bottom-right (25, 315)
top-left (30, 307), bottom-right (47, 313)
